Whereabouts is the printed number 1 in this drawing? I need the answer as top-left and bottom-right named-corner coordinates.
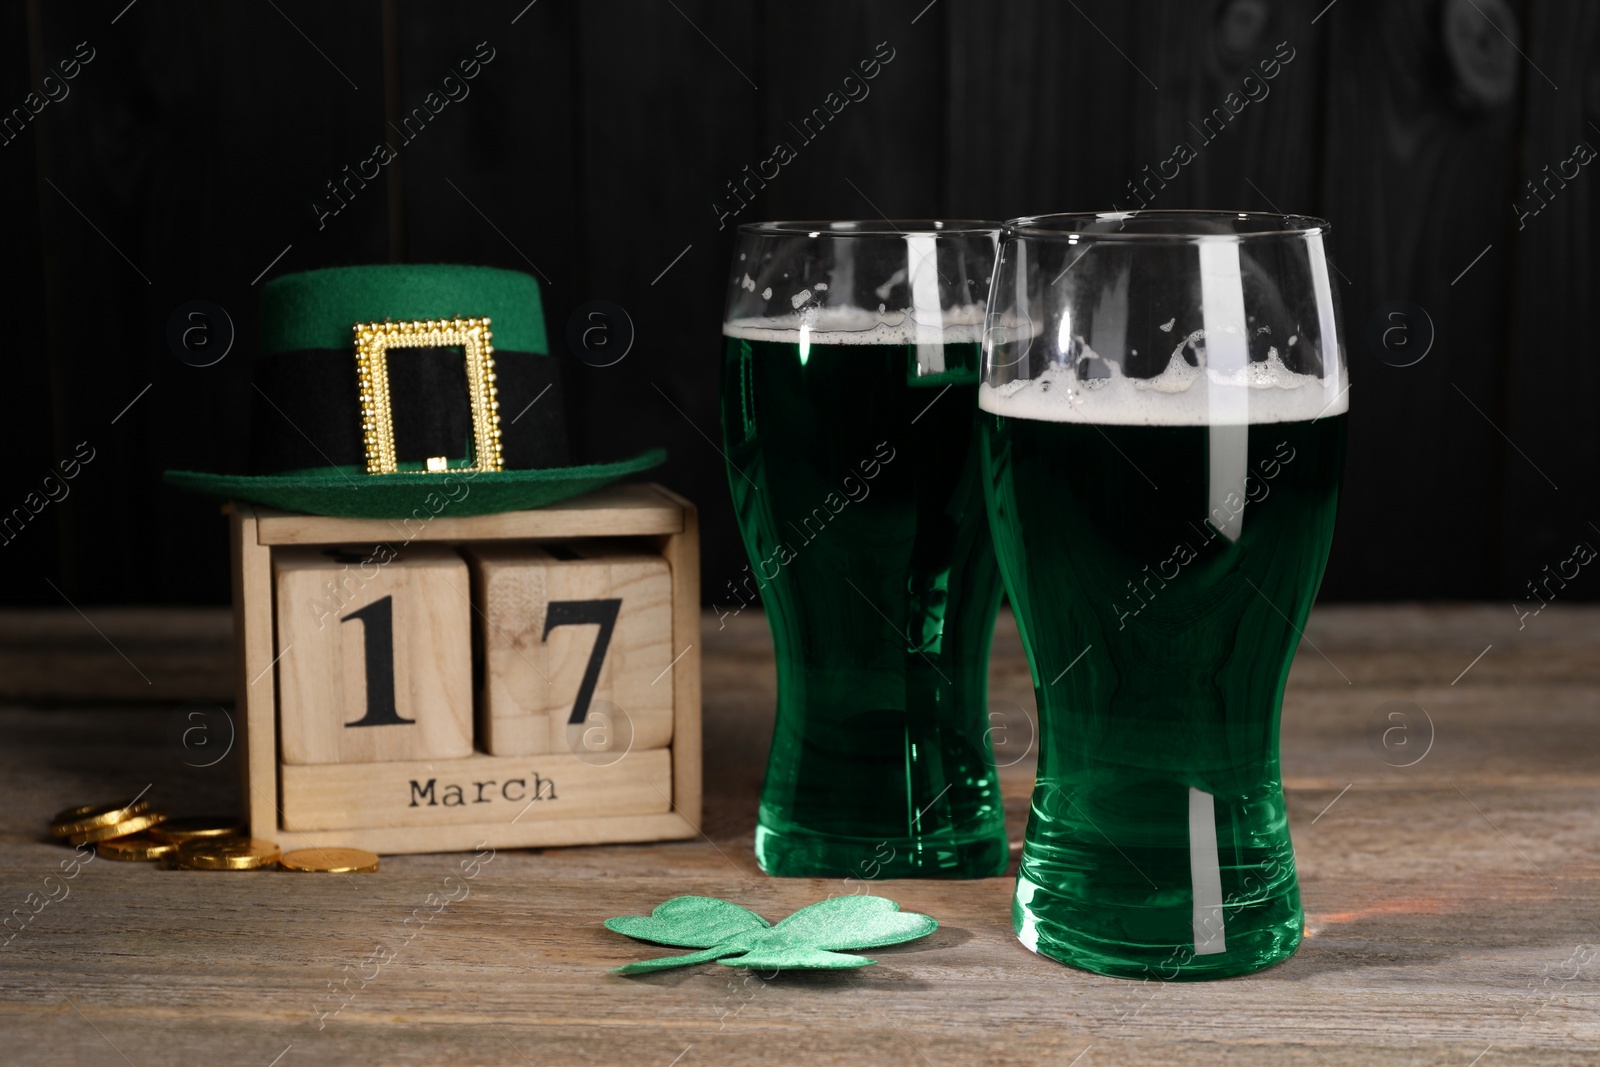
top-left (342, 596), bottom-right (415, 727)
top-left (542, 599), bottom-right (621, 724)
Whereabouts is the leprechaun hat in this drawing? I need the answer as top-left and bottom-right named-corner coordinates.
top-left (165, 264), bottom-right (664, 518)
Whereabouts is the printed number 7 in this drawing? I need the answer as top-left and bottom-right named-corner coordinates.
top-left (542, 599), bottom-right (621, 724)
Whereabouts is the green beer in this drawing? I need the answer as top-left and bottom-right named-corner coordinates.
top-left (984, 408), bottom-right (1344, 977)
top-left (980, 209), bottom-right (1350, 978)
top-left (721, 322), bottom-right (1008, 878)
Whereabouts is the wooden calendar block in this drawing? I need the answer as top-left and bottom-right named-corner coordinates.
top-left (279, 749), bottom-right (673, 831)
top-left (465, 542), bottom-right (675, 757)
top-left (230, 484), bottom-right (702, 855)
top-left (274, 543), bottom-right (473, 765)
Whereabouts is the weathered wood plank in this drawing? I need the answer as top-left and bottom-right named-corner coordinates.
top-left (250, 483), bottom-right (684, 545)
top-left (572, 0), bottom-right (760, 606)
top-left (0, 0), bottom-right (62, 607)
top-left (1500, 2), bottom-right (1600, 595)
top-left (1, 606), bottom-right (1598, 1064)
top-left (1316, 0), bottom-right (1523, 599)
top-left (1134, 0), bottom-right (1323, 212)
top-left (396, 0), bottom-right (578, 284)
top-left (31, 0), bottom-right (391, 608)
top-left (0, 606), bottom-right (232, 703)
top-left (944, 0), bottom-right (1141, 219)
top-left (656, 486), bottom-right (705, 833)
top-left (279, 749), bottom-right (673, 831)
top-left (231, 505), bottom-right (280, 858)
top-left (759, 1), bottom-right (944, 220)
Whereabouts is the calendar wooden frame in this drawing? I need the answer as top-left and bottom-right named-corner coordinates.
top-left (225, 483), bottom-right (701, 855)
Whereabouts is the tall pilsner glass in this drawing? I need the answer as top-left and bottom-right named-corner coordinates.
top-left (980, 211), bottom-right (1348, 978)
top-left (721, 220), bottom-right (1008, 878)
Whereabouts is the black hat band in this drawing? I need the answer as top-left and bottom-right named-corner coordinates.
top-left (248, 348), bottom-right (568, 475)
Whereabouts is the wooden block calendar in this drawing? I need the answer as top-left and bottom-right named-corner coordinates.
top-left (273, 544), bottom-right (474, 765)
top-left (465, 542), bottom-right (674, 757)
top-left (226, 483), bottom-right (701, 856)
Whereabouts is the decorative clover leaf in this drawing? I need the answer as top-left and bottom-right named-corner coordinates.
top-left (605, 895), bottom-right (937, 974)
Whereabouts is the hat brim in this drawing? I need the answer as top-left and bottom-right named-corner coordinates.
top-left (164, 449), bottom-right (667, 518)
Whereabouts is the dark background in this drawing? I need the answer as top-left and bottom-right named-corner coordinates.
top-left (3, 0), bottom-right (1596, 608)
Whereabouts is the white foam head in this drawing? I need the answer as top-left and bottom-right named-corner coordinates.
top-left (724, 304), bottom-right (987, 346)
top-left (979, 329), bottom-right (1348, 426)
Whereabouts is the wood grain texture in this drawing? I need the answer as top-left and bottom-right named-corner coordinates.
top-left (395, 0), bottom-right (578, 281)
top-left (951, 1), bottom-right (1326, 217)
top-left (279, 748), bottom-right (673, 831)
top-left (232, 506), bottom-right (280, 855)
top-left (1316, 0), bottom-right (1522, 599)
top-left (0, 0), bottom-right (58, 607)
top-left (572, 0), bottom-right (759, 607)
top-left (274, 544), bottom-right (474, 766)
top-left (250, 482), bottom-right (685, 545)
top-left (657, 486), bottom-right (705, 834)
top-left (466, 543), bottom-right (673, 757)
top-left (1, 604), bottom-right (1597, 1064)
top-left (1501, 2), bottom-right (1600, 592)
top-left (237, 485), bottom-right (701, 856)
top-left (258, 809), bottom-right (697, 857)
top-left (945, 0), bottom-right (1141, 219)
top-left (26, 0), bottom-right (391, 609)
top-left (0, 606), bottom-right (232, 703)
top-left (7, 2), bottom-right (1600, 610)
top-left (1134, 1), bottom-right (1323, 212)
top-left (760, 2), bottom-right (944, 221)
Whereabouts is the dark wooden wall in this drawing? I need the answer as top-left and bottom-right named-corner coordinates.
top-left (3, 0), bottom-right (1596, 607)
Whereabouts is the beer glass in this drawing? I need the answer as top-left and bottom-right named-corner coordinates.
top-left (720, 220), bottom-right (1008, 878)
top-left (981, 211), bottom-right (1348, 978)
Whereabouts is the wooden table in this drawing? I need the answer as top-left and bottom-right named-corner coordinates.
top-left (2, 605), bottom-right (1598, 1065)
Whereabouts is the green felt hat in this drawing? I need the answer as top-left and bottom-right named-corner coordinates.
top-left (165, 264), bottom-right (664, 518)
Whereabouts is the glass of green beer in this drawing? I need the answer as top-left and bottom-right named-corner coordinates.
top-left (980, 211), bottom-right (1348, 978)
top-left (720, 220), bottom-right (1009, 878)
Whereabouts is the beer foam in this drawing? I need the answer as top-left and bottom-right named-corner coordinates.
top-left (724, 304), bottom-right (987, 346)
top-left (979, 338), bottom-right (1349, 426)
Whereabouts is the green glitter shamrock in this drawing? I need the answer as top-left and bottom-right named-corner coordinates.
top-left (605, 895), bottom-right (938, 974)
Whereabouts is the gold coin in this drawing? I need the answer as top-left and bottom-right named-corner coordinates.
top-left (150, 816), bottom-right (244, 844)
top-left (51, 803), bottom-right (99, 824)
top-left (51, 799), bottom-right (151, 838)
top-left (96, 834), bottom-right (178, 862)
top-left (280, 848), bottom-right (380, 874)
top-left (175, 837), bottom-right (280, 871)
top-left (67, 811), bottom-right (167, 846)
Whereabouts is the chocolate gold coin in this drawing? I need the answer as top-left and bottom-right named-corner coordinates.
top-left (150, 816), bottom-right (244, 844)
top-left (280, 848), bottom-right (380, 874)
top-left (175, 837), bottom-right (280, 871)
top-left (51, 799), bottom-right (152, 838)
top-left (96, 834), bottom-right (178, 862)
top-left (67, 810), bottom-right (167, 846)
top-left (51, 803), bottom-right (99, 825)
